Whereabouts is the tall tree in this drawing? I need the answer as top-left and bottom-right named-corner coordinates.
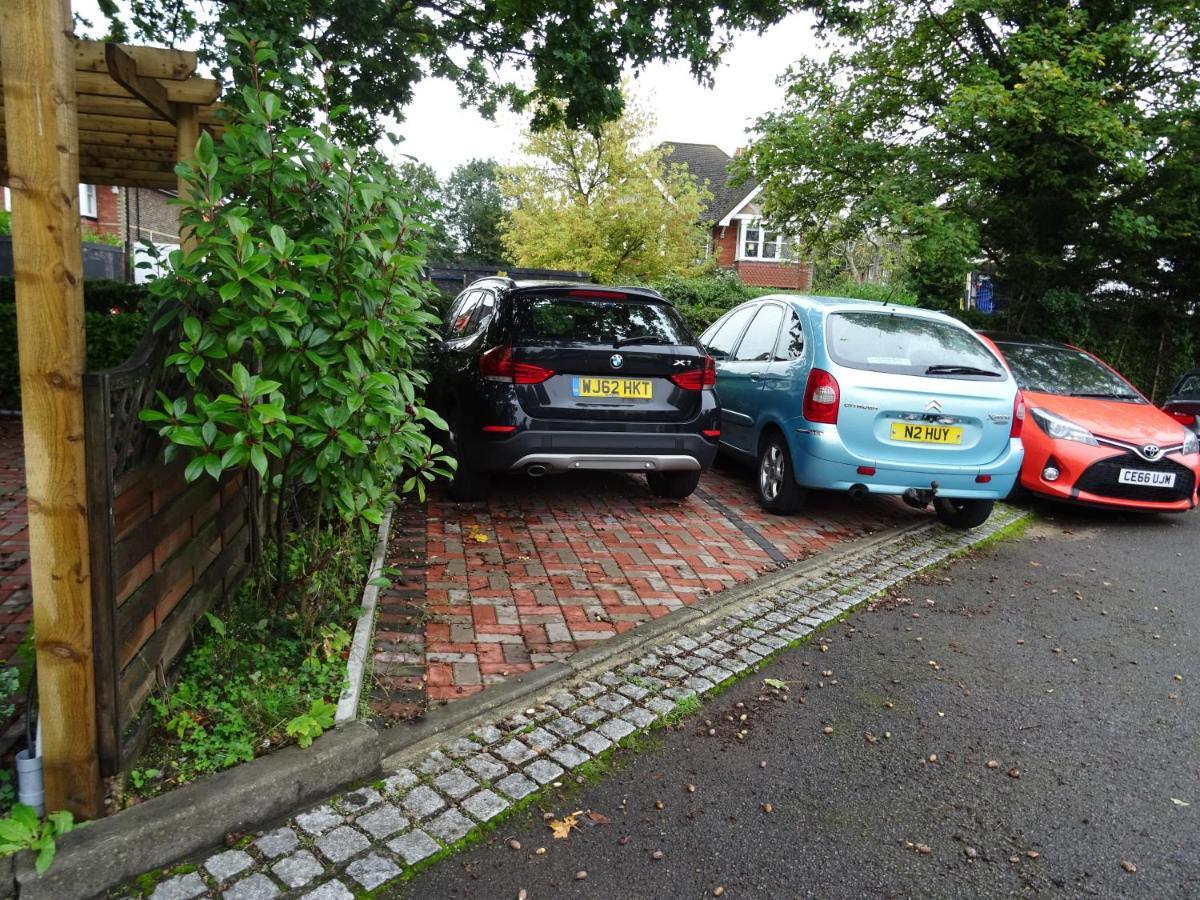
top-left (500, 101), bottom-right (712, 281)
top-left (99, 0), bottom-right (798, 144)
top-left (395, 160), bottom-right (457, 263)
top-left (442, 159), bottom-right (508, 265)
top-left (737, 0), bottom-right (1200, 317)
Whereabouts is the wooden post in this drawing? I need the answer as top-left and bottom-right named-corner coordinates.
top-left (176, 103), bottom-right (199, 253)
top-left (0, 0), bottom-right (104, 817)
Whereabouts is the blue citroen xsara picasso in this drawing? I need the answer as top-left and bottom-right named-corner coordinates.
top-left (700, 296), bottom-right (1025, 529)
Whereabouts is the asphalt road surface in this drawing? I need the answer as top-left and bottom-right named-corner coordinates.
top-left (391, 503), bottom-right (1200, 899)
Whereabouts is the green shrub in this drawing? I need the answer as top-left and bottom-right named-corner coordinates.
top-left (810, 277), bottom-right (919, 306)
top-left (138, 527), bottom-right (369, 788)
top-left (647, 270), bottom-right (788, 332)
top-left (0, 277), bottom-right (150, 314)
top-left (0, 305), bottom-right (147, 409)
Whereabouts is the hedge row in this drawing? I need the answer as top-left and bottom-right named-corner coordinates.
top-left (0, 300), bottom-right (147, 409)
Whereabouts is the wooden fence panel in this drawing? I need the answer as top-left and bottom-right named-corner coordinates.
top-left (84, 318), bottom-right (250, 777)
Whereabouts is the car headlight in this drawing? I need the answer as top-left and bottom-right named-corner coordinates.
top-left (1029, 408), bottom-right (1099, 446)
top-left (1183, 430), bottom-right (1199, 456)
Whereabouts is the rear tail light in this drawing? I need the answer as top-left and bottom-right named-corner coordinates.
top-left (1168, 410), bottom-right (1197, 427)
top-left (671, 355), bottom-right (717, 391)
top-left (702, 429), bottom-right (721, 439)
top-left (480, 345), bottom-right (554, 385)
top-left (803, 369), bottom-right (840, 424)
top-left (1011, 392), bottom-right (1025, 438)
top-left (482, 425), bottom-right (516, 434)
top-left (975, 474), bottom-right (992, 483)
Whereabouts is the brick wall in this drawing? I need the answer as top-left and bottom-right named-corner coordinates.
top-left (93, 185), bottom-right (122, 238)
top-left (126, 187), bottom-right (181, 246)
top-left (736, 259), bottom-right (813, 291)
top-left (712, 225), bottom-right (737, 267)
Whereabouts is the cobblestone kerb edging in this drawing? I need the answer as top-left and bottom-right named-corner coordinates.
top-left (121, 507), bottom-right (1026, 900)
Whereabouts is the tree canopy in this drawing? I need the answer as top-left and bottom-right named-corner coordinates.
top-left (737, 0), bottom-right (1200, 318)
top-left (500, 101), bottom-right (712, 282)
top-left (442, 159), bottom-right (508, 265)
top-left (98, 0), bottom-right (796, 143)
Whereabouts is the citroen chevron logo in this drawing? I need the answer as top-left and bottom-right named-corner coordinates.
top-left (926, 400), bottom-right (943, 413)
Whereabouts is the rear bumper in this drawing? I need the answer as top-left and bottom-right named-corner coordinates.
top-left (464, 427), bottom-right (719, 474)
top-left (791, 428), bottom-right (1023, 499)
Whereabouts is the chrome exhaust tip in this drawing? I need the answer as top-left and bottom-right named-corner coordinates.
top-left (848, 483), bottom-right (869, 499)
top-left (526, 464), bottom-right (548, 478)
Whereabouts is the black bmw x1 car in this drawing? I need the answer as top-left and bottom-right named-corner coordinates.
top-left (428, 278), bottom-right (721, 501)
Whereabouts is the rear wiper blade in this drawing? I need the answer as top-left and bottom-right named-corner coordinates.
top-left (614, 335), bottom-right (671, 348)
top-left (1070, 391), bottom-right (1140, 400)
top-left (924, 365), bottom-right (1003, 377)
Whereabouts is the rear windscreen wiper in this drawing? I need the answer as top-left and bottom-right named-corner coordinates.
top-left (614, 335), bottom-right (672, 348)
top-left (1069, 391), bottom-right (1141, 400)
top-left (925, 365), bottom-right (1003, 377)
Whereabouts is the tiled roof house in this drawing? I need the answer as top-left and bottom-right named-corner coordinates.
top-left (660, 141), bottom-right (812, 290)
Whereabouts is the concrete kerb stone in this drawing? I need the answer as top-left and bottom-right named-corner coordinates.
top-left (100, 508), bottom-right (1025, 900)
top-left (335, 504), bottom-right (395, 724)
top-left (16, 722), bottom-right (381, 900)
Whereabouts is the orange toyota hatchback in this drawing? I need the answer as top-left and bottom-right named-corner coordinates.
top-left (983, 334), bottom-right (1200, 511)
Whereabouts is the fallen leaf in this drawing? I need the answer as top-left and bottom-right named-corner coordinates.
top-left (651, 849), bottom-right (664, 860)
top-left (1171, 798), bottom-right (1190, 807)
top-left (1121, 860), bottom-right (1137, 873)
top-left (548, 812), bottom-right (581, 840)
top-left (518, 890), bottom-right (527, 900)
top-left (686, 784), bottom-right (697, 793)
top-left (508, 839), bottom-right (522, 851)
top-left (587, 811), bottom-right (610, 825)
top-left (927, 754), bottom-right (938, 764)
top-left (762, 802), bottom-right (774, 814)
top-left (915, 843), bottom-right (932, 855)
top-left (986, 760), bottom-right (999, 769)
top-left (575, 870), bottom-right (588, 881)
top-left (713, 887), bottom-right (726, 897)
top-left (822, 725), bottom-right (834, 735)
top-left (655, 800), bottom-right (665, 810)
top-left (1026, 850), bottom-right (1040, 860)
top-left (535, 847), bottom-right (547, 855)
top-left (763, 678), bottom-right (789, 690)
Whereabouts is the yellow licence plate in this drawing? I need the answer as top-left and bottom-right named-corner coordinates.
top-left (890, 422), bottom-right (963, 444)
top-left (572, 377), bottom-right (653, 400)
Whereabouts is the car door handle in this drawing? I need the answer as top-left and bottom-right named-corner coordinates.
top-left (749, 372), bottom-right (764, 381)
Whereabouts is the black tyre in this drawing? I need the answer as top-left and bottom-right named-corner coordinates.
top-left (933, 497), bottom-right (994, 529)
top-left (444, 421), bottom-right (490, 501)
top-left (646, 470), bottom-right (701, 499)
top-left (756, 433), bottom-right (805, 514)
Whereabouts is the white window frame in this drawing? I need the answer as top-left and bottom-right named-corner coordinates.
top-left (736, 216), bottom-right (796, 262)
top-left (79, 184), bottom-right (98, 219)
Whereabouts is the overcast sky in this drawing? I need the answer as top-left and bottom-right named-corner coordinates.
top-left (73, 1), bottom-right (820, 177)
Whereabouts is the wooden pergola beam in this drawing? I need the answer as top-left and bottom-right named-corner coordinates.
top-left (75, 40), bottom-right (196, 81)
top-left (0, 0), bottom-right (104, 818)
top-left (104, 45), bottom-right (174, 124)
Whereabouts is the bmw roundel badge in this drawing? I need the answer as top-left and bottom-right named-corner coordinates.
top-left (610, 353), bottom-right (624, 369)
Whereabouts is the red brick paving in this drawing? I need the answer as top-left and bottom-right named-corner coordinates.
top-left (0, 420), bottom-right (30, 667)
top-left (371, 464), bottom-right (923, 710)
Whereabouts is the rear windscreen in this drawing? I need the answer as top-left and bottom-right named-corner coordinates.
top-left (826, 311), bottom-right (1006, 378)
top-left (996, 343), bottom-right (1143, 400)
top-left (513, 295), bottom-right (691, 346)
top-left (1172, 373), bottom-right (1200, 398)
